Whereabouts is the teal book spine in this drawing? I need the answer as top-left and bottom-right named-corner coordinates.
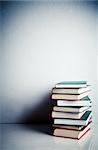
top-left (57, 81), bottom-right (87, 85)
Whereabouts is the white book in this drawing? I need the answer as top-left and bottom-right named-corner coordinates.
top-left (52, 91), bottom-right (90, 100)
top-left (54, 111), bottom-right (92, 126)
top-left (52, 124), bottom-right (84, 130)
top-left (53, 106), bottom-right (90, 113)
top-left (57, 100), bottom-right (92, 107)
top-left (56, 84), bottom-right (87, 88)
top-left (52, 86), bottom-right (91, 94)
top-left (52, 111), bottom-right (86, 119)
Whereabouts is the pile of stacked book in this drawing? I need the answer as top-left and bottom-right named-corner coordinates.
top-left (51, 81), bottom-right (92, 140)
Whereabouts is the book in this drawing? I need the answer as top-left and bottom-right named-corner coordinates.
top-left (53, 124), bottom-right (85, 131)
top-left (52, 86), bottom-right (90, 94)
top-left (57, 97), bottom-right (92, 107)
top-left (53, 128), bottom-right (92, 146)
top-left (52, 91), bottom-right (90, 100)
top-left (54, 111), bottom-right (92, 126)
top-left (53, 122), bottom-right (92, 140)
top-left (53, 106), bottom-right (90, 113)
top-left (55, 81), bottom-right (87, 88)
top-left (52, 110), bottom-right (86, 119)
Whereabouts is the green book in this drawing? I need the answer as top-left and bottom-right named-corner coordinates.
top-left (56, 81), bottom-right (87, 84)
top-left (54, 111), bottom-right (92, 126)
top-left (83, 96), bottom-right (90, 101)
top-left (81, 111), bottom-right (92, 120)
top-left (56, 81), bottom-right (87, 88)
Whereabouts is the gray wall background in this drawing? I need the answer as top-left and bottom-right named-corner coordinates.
top-left (1, 1), bottom-right (97, 123)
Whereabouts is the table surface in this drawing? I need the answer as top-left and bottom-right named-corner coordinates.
top-left (1, 123), bottom-right (98, 150)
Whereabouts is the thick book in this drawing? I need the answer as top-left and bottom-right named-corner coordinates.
top-left (52, 86), bottom-right (90, 94)
top-left (53, 122), bottom-right (92, 140)
top-left (53, 106), bottom-right (90, 113)
top-left (52, 91), bottom-right (90, 100)
top-left (53, 128), bottom-right (92, 146)
top-left (57, 97), bottom-right (92, 106)
top-left (55, 81), bottom-right (87, 88)
top-left (54, 111), bottom-right (92, 126)
top-left (52, 110), bottom-right (86, 119)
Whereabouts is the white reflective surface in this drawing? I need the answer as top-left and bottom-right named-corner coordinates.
top-left (1, 123), bottom-right (98, 150)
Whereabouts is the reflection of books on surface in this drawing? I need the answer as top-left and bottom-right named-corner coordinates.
top-left (51, 81), bottom-right (92, 140)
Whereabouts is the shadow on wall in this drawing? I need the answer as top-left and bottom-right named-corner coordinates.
top-left (19, 92), bottom-right (55, 124)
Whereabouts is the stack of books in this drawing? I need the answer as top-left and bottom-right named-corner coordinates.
top-left (51, 81), bottom-right (92, 140)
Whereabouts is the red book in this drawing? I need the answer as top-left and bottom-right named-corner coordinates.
top-left (53, 122), bottom-right (92, 140)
